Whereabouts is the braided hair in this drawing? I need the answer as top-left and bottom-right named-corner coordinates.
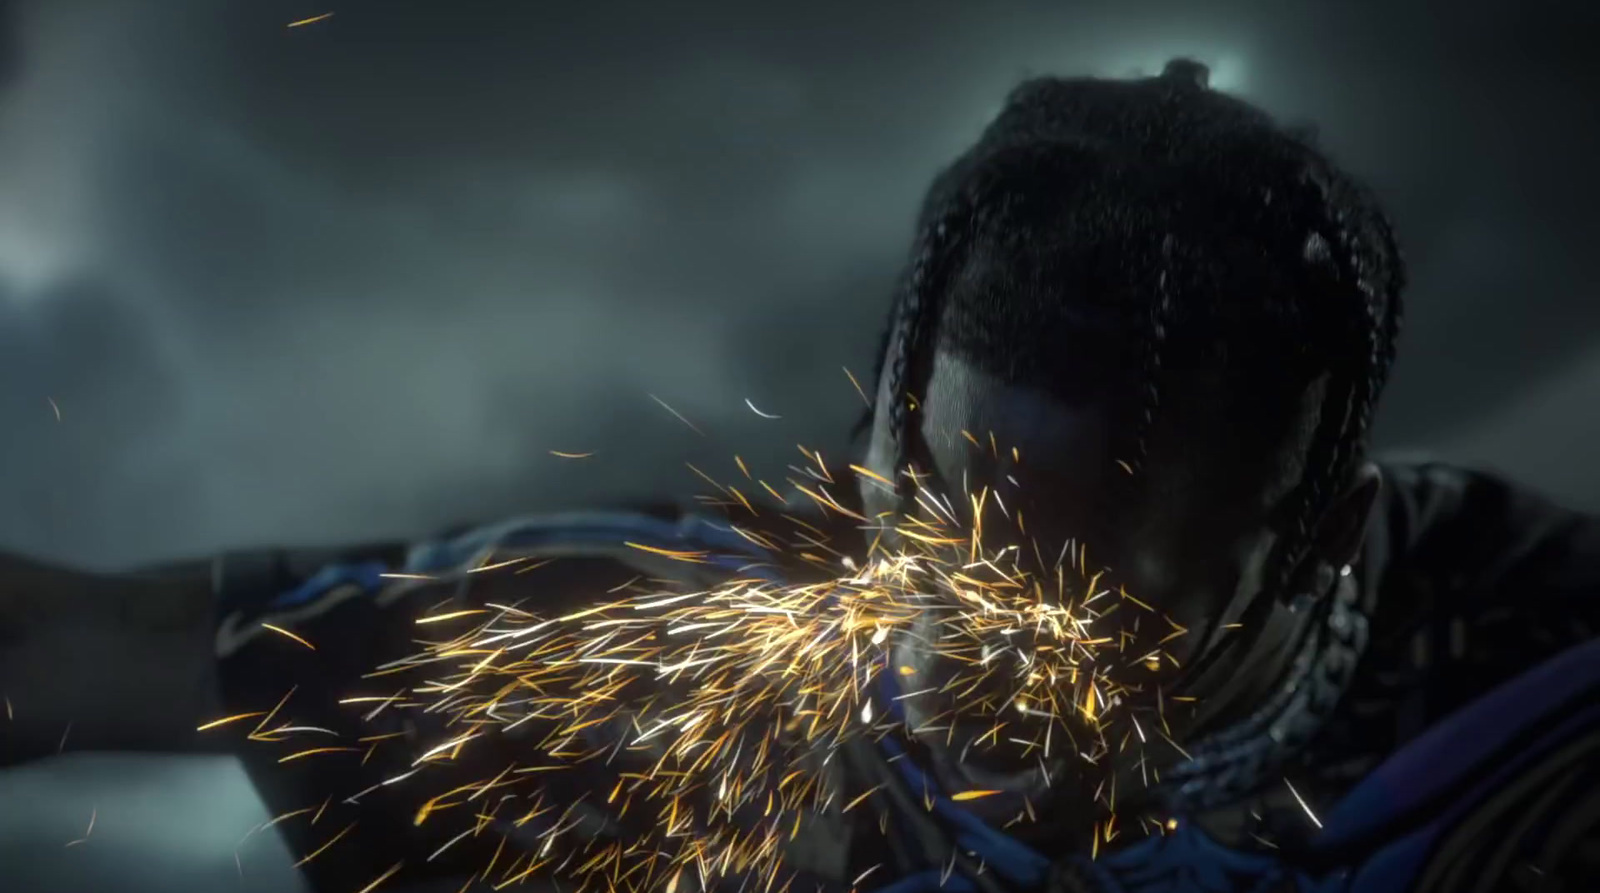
top-left (867, 59), bottom-right (1406, 604)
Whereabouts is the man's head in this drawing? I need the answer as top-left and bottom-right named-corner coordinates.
top-left (862, 60), bottom-right (1403, 682)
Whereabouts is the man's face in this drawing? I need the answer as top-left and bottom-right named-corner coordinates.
top-left (857, 344), bottom-right (1336, 795)
top-left (864, 346), bottom-right (1323, 658)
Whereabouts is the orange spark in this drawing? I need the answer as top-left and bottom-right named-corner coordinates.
top-left (354, 862), bottom-right (404, 893)
top-left (842, 366), bottom-right (871, 407)
top-left (287, 13), bottom-right (334, 28)
top-left (950, 790), bottom-right (1003, 802)
top-left (624, 542), bottom-right (710, 563)
top-left (197, 711), bottom-right (268, 732)
top-left (261, 623), bottom-right (315, 651)
top-left (292, 822), bottom-right (356, 868)
top-left (278, 747), bottom-right (361, 764)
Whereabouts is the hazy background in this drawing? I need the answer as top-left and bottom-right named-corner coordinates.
top-left (1, 0), bottom-right (1597, 890)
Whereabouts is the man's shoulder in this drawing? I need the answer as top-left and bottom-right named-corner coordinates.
top-left (1299, 454), bottom-right (1597, 827)
top-left (1307, 638), bottom-right (1600, 890)
top-left (1359, 453), bottom-right (1594, 602)
top-left (1368, 454), bottom-right (1589, 540)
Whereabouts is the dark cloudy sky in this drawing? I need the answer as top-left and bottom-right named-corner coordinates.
top-left (1, 0), bottom-right (1597, 574)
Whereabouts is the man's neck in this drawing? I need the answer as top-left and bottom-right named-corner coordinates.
top-left (1171, 598), bottom-right (1321, 741)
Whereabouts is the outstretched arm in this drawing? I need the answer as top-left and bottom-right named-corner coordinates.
top-left (0, 506), bottom-right (828, 892)
top-left (0, 541), bottom-right (453, 891)
top-left (0, 536), bottom-right (412, 761)
top-left (0, 552), bottom-right (222, 761)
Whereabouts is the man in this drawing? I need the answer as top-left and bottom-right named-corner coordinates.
top-left (2, 60), bottom-right (1596, 892)
top-left (842, 60), bottom-right (1600, 892)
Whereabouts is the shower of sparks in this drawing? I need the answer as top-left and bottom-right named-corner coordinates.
top-left (649, 393), bottom-right (705, 436)
top-left (226, 445), bottom-right (1187, 891)
top-left (743, 398), bottom-right (782, 420)
top-left (1284, 778), bottom-right (1322, 829)
top-left (287, 12), bottom-right (334, 28)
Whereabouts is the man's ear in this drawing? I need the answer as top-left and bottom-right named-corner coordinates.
top-left (1310, 460), bottom-right (1382, 569)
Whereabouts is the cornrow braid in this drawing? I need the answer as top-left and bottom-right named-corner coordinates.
top-left (1375, 207), bottom-right (1408, 377)
top-left (1121, 61), bottom-right (1209, 481)
top-left (1267, 176), bottom-right (1404, 601)
top-left (883, 203), bottom-right (971, 502)
top-left (1129, 235), bottom-right (1177, 475)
